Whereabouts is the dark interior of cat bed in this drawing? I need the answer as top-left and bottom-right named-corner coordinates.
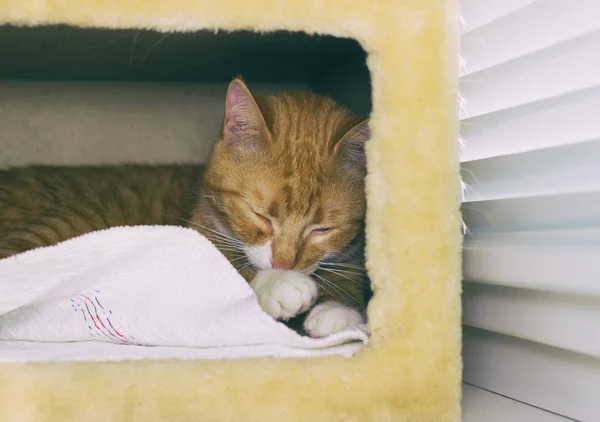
top-left (0, 24), bottom-right (373, 360)
top-left (0, 25), bottom-right (371, 168)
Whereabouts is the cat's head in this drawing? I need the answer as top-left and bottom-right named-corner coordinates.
top-left (199, 78), bottom-right (369, 273)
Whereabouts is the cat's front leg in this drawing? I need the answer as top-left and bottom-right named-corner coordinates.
top-left (303, 301), bottom-right (364, 338)
top-left (250, 270), bottom-right (318, 320)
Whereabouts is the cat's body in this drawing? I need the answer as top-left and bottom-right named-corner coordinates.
top-left (0, 165), bottom-right (202, 257)
top-left (0, 79), bottom-right (371, 337)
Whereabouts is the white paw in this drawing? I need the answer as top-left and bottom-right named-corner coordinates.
top-left (250, 270), bottom-right (318, 320)
top-left (303, 301), bottom-right (364, 338)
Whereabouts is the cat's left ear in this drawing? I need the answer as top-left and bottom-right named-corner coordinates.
top-left (223, 78), bottom-right (270, 152)
top-left (335, 118), bottom-right (370, 175)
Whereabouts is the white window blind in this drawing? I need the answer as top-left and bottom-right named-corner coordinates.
top-left (459, 1), bottom-right (600, 420)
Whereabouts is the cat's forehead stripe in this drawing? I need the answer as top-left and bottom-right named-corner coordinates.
top-left (312, 206), bottom-right (323, 225)
top-left (268, 200), bottom-right (279, 218)
top-left (278, 181), bottom-right (321, 219)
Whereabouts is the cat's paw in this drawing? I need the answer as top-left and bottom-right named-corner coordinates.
top-left (250, 270), bottom-right (318, 320)
top-left (303, 301), bottom-right (364, 338)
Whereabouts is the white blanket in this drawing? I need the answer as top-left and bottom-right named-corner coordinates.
top-left (0, 226), bottom-right (368, 361)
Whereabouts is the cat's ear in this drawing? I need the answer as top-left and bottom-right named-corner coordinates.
top-left (222, 78), bottom-right (270, 151)
top-left (335, 118), bottom-right (370, 175)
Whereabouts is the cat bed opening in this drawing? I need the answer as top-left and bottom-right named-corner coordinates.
top-left (0, 1), bottom-right (461, 421)
top-left (1, 25), bottom-right (375, 355)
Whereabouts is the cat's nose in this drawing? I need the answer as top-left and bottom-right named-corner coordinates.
top-left (271, 257), bottom-right (293, 270)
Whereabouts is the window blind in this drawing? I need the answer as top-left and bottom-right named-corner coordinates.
top-left (459, 1), bottom-right (600, 420)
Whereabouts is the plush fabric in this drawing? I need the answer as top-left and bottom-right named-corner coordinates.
top-left (0, 1), bottom-right (462, 421)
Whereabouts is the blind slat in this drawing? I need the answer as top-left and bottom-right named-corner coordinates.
top-left (460, 0), bottom-right (537, 34)
top-left (462, 139), bottom-right (600, 203)
top-left (460, 30), bottom-right (600, 119)
top-left (460, 0), bottom-right (600, 76)
top-left (463, 282), bottom-right (600, 356)
top-left (462, 191), bottom-right (600, 232)
top-left (463, 243), bottom-right (600, 297)
top-left (460, 86), bottom-right (600, 162)
top-left (465, 227), bottom-right (600, 246)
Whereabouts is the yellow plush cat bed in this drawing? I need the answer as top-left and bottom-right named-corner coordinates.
top-left (0, 1), bottom-right (462, 421)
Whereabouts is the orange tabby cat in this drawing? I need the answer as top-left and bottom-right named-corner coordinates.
top-left (0, 79), bottom-right (370, 337)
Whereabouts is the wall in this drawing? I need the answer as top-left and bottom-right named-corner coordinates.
top-left (0, 81), bottom-right (306, 168)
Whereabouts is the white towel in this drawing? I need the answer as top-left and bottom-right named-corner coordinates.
top-left (0, 226), bottom-right (368, 362)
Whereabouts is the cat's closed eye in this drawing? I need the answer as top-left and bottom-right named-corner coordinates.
top-left (253, 212), bottom-right (273, 232)
top-left (311, 227), bottom-right (332, 234)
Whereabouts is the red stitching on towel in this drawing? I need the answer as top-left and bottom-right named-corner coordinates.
top-left (79, 295), bottom-right (127, 343)
top-left (106, 318), bottom-right (125, 338)
top-left (82, 300), bottom-right (116, 342)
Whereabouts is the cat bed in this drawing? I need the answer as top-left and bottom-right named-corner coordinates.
top-left (0, 1), bottom-right (462, 421)
top-left (0, 226), bottom-right (368, 359)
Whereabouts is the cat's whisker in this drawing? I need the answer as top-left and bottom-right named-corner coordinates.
top-left (317, 267), bottom-right (368, 285)
top-left (320, 262), bottom-right (366, 271)
top-left (312, 275), bottom-right (338, 302)
top-left (315, 274), bottom-right (360, 306)
top-left (213, 245), bottom-right (246, 254)
top-left (141, 33), bottom-right (171, 63)
top-left (189, 223), bottom-right (243, 245)
top-left (128, 30), bottom-right (140, 67)
top-left (318, 265), bottom-right (366, 275)
top-left (318, 267), bottom-right (367, 279)
top-left (236, 263), bottom-right (252, 272)
top-left (169, 216), bottom-right (244, 246)
top-left (212, 245), bottom-right (246, 254)
top-left (319, 265), bottom-right (366, 273)
top-left (228, 255), bottom-right (248, 263)
top-left (210, 246), bottom-right (247, 255)
top-left (203, 236), bottom-right (246, 251)
top-left (202, 232), bottom-right (243, 245)
top-left (184, 187), bottom-right (202, 196)
top-left (314, 274), bottom-right (366, 310)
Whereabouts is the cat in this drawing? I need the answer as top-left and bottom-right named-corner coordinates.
top-left (0, 78), bottom-right (371, 337)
